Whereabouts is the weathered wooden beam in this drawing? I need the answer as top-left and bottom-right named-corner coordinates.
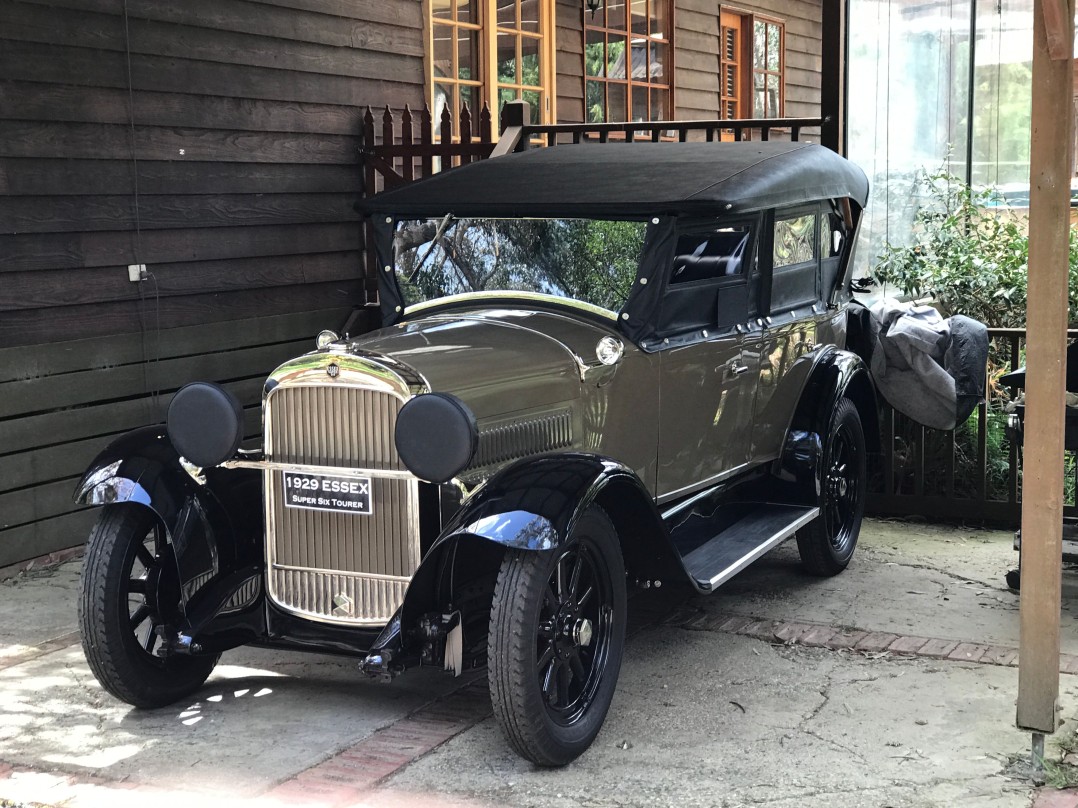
top-left (1017, 0), bottom-right (1075, 736)
top-left (1041, 0), bottom-right (1072, 60)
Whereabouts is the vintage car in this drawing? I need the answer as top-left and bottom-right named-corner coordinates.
top-left (74, 140), bottom-right (875, 766)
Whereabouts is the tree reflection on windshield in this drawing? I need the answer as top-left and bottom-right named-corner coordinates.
top-left (393, 218), bottom-right (647, 311)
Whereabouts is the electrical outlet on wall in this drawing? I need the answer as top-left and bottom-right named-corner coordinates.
top-left (127, 264), bottom-right (147, 282)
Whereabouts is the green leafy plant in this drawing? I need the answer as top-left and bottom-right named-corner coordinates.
top-left (872, 167), bottom-right (1078, 328)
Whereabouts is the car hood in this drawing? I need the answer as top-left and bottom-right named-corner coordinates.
top-left (348, 309), bottom-right (616, 418)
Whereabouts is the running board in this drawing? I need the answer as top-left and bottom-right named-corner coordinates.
top-left (679, 504), bottom-right (819, 591)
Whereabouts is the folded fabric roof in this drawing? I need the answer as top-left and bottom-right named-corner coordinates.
top-left (358, 140), bottom-right (869, 219)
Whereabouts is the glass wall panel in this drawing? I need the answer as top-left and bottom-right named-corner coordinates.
top-left (971, 0), bottom-right (1033, 189)
top-left (847, 0), bottom-right (973, 280)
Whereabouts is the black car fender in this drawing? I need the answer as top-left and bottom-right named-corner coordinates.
top-left (73, 426), bottom-right (265, 644)
top-left (773, 347), bottom-right (879, 501)
top-left (363, 453), bottom-right (677, 669)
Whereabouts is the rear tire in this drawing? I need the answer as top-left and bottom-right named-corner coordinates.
top-left (488, 507), bottom-right (626, 766)
top-left (796, 397), bottom-right (866, 576)
top-left (78, 504), bottom-right (218, 708)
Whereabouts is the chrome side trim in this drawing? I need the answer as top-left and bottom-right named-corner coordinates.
top-left (403, 291), bottom-right (619, 322)
top-left (705, 507), bottom-right (819, 589)
top-left (222, 459), bottom-right (414, 480)
top-left (655, 461), bottom-right (757, 507)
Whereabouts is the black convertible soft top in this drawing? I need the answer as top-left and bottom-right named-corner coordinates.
top-left (359, 140), bottom-right (869, 218)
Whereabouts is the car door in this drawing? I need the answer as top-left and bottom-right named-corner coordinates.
top-left (751, 204), bottom-right (823, 461)
top-left (655, 220), bottom-right (761, 499)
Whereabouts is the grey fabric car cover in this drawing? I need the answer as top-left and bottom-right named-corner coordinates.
top-left (861, 299), bottom-right (988, 431)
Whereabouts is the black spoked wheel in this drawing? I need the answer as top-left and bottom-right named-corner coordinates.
top-left (78, 504), bottom-right (218, 708)
top-left (488, 506), bottom-right (626, 766)
top-left (796, 397), bottom-right (866, 576)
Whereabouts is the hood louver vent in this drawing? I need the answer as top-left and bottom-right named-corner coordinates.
top-left (471, 409), bottom-right (573, 469)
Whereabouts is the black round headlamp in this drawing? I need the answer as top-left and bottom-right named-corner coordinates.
top-left (394, 393), bottom-right (478, 483)
top-left (166, 382), bottom-right (244, 468)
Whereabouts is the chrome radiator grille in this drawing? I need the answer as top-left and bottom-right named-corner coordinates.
top-left (264, 384), bottom-right (419, 626)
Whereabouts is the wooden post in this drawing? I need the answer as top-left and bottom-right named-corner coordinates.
top-left (1016, 0), bottom-right (1075, 737)
top-left (820, 0), bottom-right (847, 155)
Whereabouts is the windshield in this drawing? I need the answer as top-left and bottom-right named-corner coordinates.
top-left (392, 218), bottom-right (648, 312)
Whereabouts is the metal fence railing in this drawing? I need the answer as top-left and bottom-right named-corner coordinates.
top-left (866, 327), bottom-right (1078, 527)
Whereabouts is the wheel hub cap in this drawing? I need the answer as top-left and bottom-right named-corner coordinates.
top-left (572, 618), bottom-right (594, 648)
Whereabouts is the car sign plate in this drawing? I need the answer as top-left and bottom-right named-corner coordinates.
top-left (281, 472), bottom-right (372, 515)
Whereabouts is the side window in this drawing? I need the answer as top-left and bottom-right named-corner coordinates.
top-left (773, 213), bottom-right (816, 268)
top-left (656, 223), bottom-right (757, 336)
top-left (770, 209), bottom-right (818, 314)
top-left (819, 204), bottom-right (847, 296)
top-left (820, 209), bottom-right (845, 258)
top-left (671, 226), bottom-right (752, 284)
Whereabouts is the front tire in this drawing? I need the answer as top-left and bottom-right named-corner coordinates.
top-left (796, 397), bottom-right (866, 576)
top-left (488, 506), bottom-right (626, 766)
top-left (78, 504), bottom-right (218, 708)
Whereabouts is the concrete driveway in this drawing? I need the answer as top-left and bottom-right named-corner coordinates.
top-left (1, 519), bottom-right (1075, 808)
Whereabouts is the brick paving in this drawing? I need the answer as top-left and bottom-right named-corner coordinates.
top-left (665, 608), bottom-right (1078, 673)
top-left (0, 630), bottom-right (80, 672)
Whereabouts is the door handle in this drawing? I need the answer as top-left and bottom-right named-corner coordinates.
top-left (731, 365), bottom-right (751, 375)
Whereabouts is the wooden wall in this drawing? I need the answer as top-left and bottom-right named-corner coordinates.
top-left (555, 0), bottom-right (586, 123)
top-left (674, 0), bottom-right (822, 123)
top-left (0, 0), bottom-right (425, 567)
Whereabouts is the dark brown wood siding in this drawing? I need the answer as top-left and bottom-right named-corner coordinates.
top-left (673, 0), bottom-right (822, 122)
top-left (555, 0), bottom-right (585, 123)
top-left (0, 0), bottom-right (425, 567)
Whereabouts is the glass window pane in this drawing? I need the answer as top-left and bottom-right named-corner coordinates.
top-left (651, 87), bottom-right (668, 120)
top-left (766, 73), bottom-right (779, 117)
top-left (649, 0), bottom-right (667, 38)
top-left (496, 0), bottom-right (515, 27)
top-left (631, 0), bottom-right (647, 35)
top-left (629, 39), bottom-right (647, 80)
top-left (586, 29), bottom-right (605, 77)
top-left (521, 89), bottom-right (541, 122)
top-left (520, 36), bottom-right (541, 86)
top-left (457, 0), bottom-right (473, 23)
top-left (767, 23), bottom-right (780, 71)
top-left (499, 87), bottom-right (518, 116)
top-left (586, 80), bottom-right (606, 122)
top-left (631, 85), bottom-right (648, 121)
top-left (753, 21), bottom-right (766, 69)
top-left (753, 72), bottom-right (765, 117)
top-left (650, 41), bottom-right (667, 80)
top-left (774, 214), bottom-right (817, 268)
top-left (608, 82), bottom-right (627, 122)
top-left (394, 218), bottom-right (647, 311)
top-left (519, 0), bottom-right (540, 32)
top-left (461, 84), bottom-right (481, 118)
top-left (672, 227), bottom-right (753, 284)
top-left (497, 32), bottom-right (517, 83)
top-left (433, 0), bottom-right (452, 20)
top-left (457, 28), bottom-right (477, 81)
top-left (607, 36), bottom-right (627, 79)
top-left (606, 0), bottom-right (626, 29)
top-left (433, 26), bottom-right (453, 80)
top-left (433, 82), bottom-right (453, 135)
